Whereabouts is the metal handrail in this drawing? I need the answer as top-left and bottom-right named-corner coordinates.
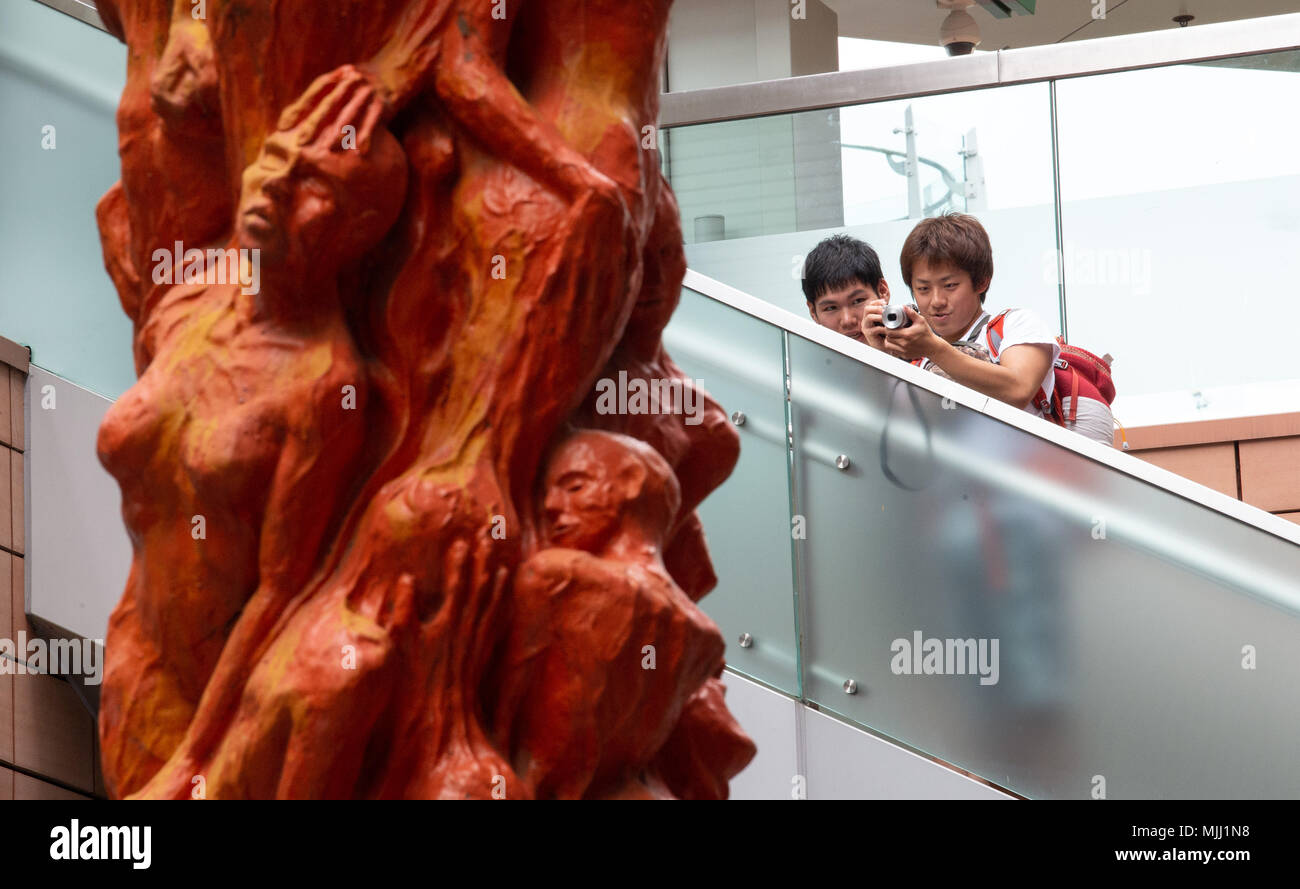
top-left (660, 12), bottom-right (1300, 127)
top-left (29, 0), bottom-right (104, 31)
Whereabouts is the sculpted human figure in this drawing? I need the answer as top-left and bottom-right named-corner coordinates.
top-left (95, 0), bottom-right (754, 798)
top-left (172, 0), bottom-right (667, 798)
top-left (97, 75), bottom-right (406, 798)
top-left (503, 0), bottom-right (742, 602)
top-left (91, 0), bottom-right (236, 796)
top-left (493, 430), bottom-right (749, 799)
top-left (95, 0), bottom-right (230, 366)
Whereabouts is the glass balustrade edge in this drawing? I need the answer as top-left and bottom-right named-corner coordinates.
top-left (780, 329), bottom-right (806, 703)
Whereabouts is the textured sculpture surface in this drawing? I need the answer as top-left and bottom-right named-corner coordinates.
top-left (93, 0), bottom-right (753, 798)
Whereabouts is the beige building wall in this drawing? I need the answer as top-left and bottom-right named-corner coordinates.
top-left (0, 334), bottom-right (103, 800)
top-left (1118, 413), bottom-right (1300, 526)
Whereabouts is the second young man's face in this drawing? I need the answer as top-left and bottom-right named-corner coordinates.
top-left (909, 259), bottom-right (987, 343)
top-left (808, 278), bottom-right (890, 343)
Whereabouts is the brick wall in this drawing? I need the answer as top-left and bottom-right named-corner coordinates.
top-left (0, 335), bottom-right (104, 800)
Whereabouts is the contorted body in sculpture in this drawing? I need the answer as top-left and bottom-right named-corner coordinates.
top-left (93, 0), bottom-right (754, 797)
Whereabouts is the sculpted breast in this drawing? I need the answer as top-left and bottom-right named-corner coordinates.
top-left (98, 377), bottom-right (168, 485)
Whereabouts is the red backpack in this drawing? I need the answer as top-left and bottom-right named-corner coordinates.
top-left (980, 310), bottom-right (1116, 427)
top-left (915, 310), bottom-right (1118, 430)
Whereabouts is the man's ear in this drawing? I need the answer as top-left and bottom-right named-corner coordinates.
top-left (877, 279), bottom-right (891, 301)
top-left (807, 302), bottom-right (818, 322)
top-left (616, 458), bottom-right (647, 505)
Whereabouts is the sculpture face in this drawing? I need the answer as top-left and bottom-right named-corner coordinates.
top-left (236, 68), bottom-right (406, 276)
top-left (237, 134), bottom-right (341, 268)
top-left (542, 441), bottom-right (627, 554)
top-left (235, 128), bottom-right (406, 277)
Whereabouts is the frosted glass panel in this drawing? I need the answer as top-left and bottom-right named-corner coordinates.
top-left (664, 288), bottom-right (798, 694)
top-left (787, 331), bottom-right (1300, 799)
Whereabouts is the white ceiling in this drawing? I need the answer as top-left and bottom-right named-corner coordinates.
top-left (824, 0), bottom-right (1300, 49)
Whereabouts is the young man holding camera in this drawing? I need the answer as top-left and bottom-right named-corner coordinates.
top-left (801, 219), bottom-right (1113, 443)
top-left (862, 214), bottom-right (1061, 421)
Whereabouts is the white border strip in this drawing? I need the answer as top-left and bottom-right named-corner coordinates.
top-left (683, 267), bottom-right (1300, 549)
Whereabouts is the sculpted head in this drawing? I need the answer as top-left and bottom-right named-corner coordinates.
top-left (236, 103), bottom-right (406, 276)
top-left (542, 430), bottom-right (681, 555)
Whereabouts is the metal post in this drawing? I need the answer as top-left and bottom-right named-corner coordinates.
top-left (1049, 80), bottom-right (1068, 342)
top-left (895, 106), bottom-right (922, 220)
top-left (961, 127), bottom-right (988, 211)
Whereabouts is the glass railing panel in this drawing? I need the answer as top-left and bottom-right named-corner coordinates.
top-left (662, 287), bottom-right (800, 694)
top-left (667, 83), bottom-right (1062, 332)
top-left (1056, 50), bottom-right (1300, 427)
top-left (787, 329), bottom-right (1300, 799)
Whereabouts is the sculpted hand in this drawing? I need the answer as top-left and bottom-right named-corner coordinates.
top-left (276, 64), bottom-right (387, 155)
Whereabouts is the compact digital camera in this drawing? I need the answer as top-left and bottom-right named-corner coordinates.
top-left (880, 305), bottom-right (913, 330)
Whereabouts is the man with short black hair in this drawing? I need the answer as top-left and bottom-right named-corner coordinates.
top-left (801, 234), bottom-right (892, 344)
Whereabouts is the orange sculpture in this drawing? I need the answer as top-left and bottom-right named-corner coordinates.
top-left (93, 0), bottom-right (754, 798)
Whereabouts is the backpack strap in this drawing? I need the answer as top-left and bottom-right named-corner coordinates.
top-left (916, 313), bottom-right (993, 370)
top-left (958, 312), bottom-right (993, 348)
top-left (982, 309), bottom-right (1056, 418)
top-left (982, 309), bottom-right (1012, 358)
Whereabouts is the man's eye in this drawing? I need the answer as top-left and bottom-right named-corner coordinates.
top-left (854, 298), bottom-right (866, 305)
top-left (946, 283), bottom-right (958, 289)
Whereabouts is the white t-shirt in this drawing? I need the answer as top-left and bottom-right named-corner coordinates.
top-left (919, 308), bottom-right (1060, 418)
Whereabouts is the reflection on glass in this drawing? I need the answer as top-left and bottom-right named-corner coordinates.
top-left (1057, 51), bottom-right (1300, 426)
top-left (841, 105), bottom-right (969, 224)
top-left (667, 84), bottom-right (1062, 334)
top-left (666, 82), bottom-right (1053, 242)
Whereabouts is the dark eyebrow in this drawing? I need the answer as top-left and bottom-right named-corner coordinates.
top-left (817, 287), bottom-right (868, 307)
